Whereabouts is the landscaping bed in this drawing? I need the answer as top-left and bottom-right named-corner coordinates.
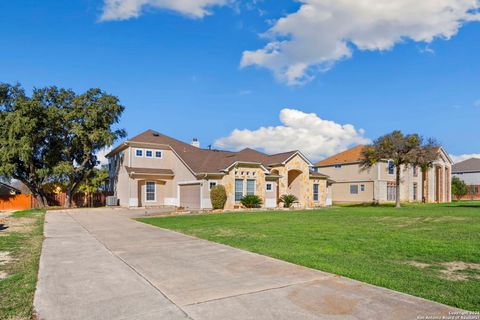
top-left (0, 209), bottom-right (45, 320)
top-left (138, 202), bottom-right (480, 311)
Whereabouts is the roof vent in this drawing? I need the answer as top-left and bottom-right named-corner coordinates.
top-left (191, 138), bottom-right (200, 148)
top-left (152, 132), bottom-right (160, 137)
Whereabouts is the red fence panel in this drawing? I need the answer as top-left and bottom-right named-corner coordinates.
top-left (0, 192), bottom-right (113, 210)
top-left (0, 194), bottom-right (34, 210)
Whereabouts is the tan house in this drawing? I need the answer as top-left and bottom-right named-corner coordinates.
top-left (106, 130), bottom-right (331, 209)
top-left (313, 145), bottom-right (453, 204)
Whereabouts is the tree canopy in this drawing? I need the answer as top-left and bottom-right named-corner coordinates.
top-left (0, 83), bottom-right (125, 207)
top-left (361, 130), bottom-right (438, 208)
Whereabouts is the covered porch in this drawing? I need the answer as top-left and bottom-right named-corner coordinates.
top-left (125, 167), bottom-right (175, 207)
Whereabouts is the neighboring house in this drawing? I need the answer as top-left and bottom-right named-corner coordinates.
top-left (313, 145), bottom-right (453, 204)
top-left (106, 130), bottom-right (331, 209)
top-left (452, 158), bottom-right (480, 200)
top-left (0, 182), bottom-right (21, 196)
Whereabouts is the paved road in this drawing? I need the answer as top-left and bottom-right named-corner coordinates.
top-left (35, 209), bottom-right (460, 320)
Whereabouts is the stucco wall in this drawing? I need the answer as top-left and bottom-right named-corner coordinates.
top-left (331, 181), bottom-right (374, 203)
top-left (453, 172), bottom-right (480, 185)
top-left (111, 145), bottom-right (196, 207)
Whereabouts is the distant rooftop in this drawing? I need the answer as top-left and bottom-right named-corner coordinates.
top-left (453, 158), bottom-right (480, 173)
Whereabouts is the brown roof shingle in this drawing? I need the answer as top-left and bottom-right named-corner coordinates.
top-left (314, 145), bottom-right (365, 167)
top-left (123, 130), bottom-right (302, 174)
top-left (452, 158), bottom-right (480, 173)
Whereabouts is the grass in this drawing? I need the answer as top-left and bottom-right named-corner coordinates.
top-left (0, 209), bottom-right (45, 320)
top-left (138, 201), bottom-right (480, 311)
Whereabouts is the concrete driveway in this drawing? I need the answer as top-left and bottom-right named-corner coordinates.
top-left (34, 209), bottom-right (461, 320)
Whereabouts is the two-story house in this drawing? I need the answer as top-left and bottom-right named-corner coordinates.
top-left (106, 130), bottom-right (331, 209)
top-left (452, 158), bottom-right (480, 200)
top-left (313, 145), bottom-right (452, 204)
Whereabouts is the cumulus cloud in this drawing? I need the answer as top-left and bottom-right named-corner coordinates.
top-left (100, 0), bottom-right (228, 21)
top-left (241, 0), bottom-right (480, 85)
top-left (214, 108), bottom-right (371, 161)
top-left (95, 147), bottom-right (112, 167)
top-left (450, 153), bottom-right (480, 163)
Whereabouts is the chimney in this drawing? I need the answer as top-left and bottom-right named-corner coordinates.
top-left (191, 138), bottom-right (200, 148)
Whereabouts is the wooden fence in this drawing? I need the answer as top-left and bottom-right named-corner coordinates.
top-left (0, 194), bottom-right (35, 210)
top-left (0, 192), bottom-right (113, 210)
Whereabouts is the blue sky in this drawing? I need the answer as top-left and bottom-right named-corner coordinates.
top-left (1, 0), bottom-right (480, 162)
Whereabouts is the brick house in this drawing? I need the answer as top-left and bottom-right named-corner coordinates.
top-left (452, 158), bottom-right (480, 200)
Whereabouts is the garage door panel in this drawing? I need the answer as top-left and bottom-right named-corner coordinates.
top-left (179, 184), bottom-right (200, 209)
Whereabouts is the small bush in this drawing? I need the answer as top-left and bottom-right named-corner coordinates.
top-left (210, 185), bottom-right (227, 209)
top-left (279, 194), bottom-right (298, 208)
top-left (240, 195), bottom-right (263, 208)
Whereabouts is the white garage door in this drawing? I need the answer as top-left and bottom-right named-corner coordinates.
top-left (179, 184), bottom-right (201, 209)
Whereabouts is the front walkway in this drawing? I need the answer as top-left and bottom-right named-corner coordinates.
top-left (34, 209), bottom-right (460, 320)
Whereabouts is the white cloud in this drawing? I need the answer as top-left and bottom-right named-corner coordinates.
top-left (95, 147), bottom-right (112, 167)
top-left (241, 0), bottom-right (480, 85)
top-left (100, 0), bottom-right (228, 21)
top-left (214, 108), bottom-right (371, 161)
top-left (450, 153), bottom-right (480, 163)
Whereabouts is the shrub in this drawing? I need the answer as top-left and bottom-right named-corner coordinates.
top-left (210, 185), bottom-right (227, 209)
top-left (279, 194), bottom-right (298, 208)
top-left (240, 195), bottom-right (263, 208)
top-left (452, 176), bottom-right (468, 200)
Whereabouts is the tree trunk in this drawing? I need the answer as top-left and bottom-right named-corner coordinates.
top-left (395, 165), bottom-right (401, 208)
top-left (35, 193), bottom-right (47, 208)
top-left (421, 168), bottom-right (427, 203)
top-left (65, 189), bottom-right (73, 208)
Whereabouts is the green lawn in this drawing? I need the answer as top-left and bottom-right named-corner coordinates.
top-left (138, 202), bottom-right (480, 311)
top-left (0, 209), bottom-right (45, 320)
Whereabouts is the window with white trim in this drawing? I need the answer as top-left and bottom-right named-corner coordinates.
top-left (135, 149), bottom-right (143, 157)
top-left (266, 183), bottom-right (273, 191)
top-left (146, 182), bottom-right (156, 202)
top-left (235, 179), bottom-right (244, 202)
top-left (246, 179), bottom-right (255, 195)
top-left (155, 151), bottom-right (162, 158)
top-left (145, 150), bottom-right (153, 158)
top-left (209, 181), bottom-right (217, 190)
top-left (361, 184), bottom-right (365, 192)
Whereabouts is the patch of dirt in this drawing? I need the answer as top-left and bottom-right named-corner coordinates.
top-left (403, 260), bottom-right (480, 281)
top-left (214, 228), bottom-right (243, 237)
top-left (439, 262), bottom-right (480, 281)
top-left (405, 260), bottom-right (431, 269)
top-left (0, 270), bottom-right (8, 279)
top-left (0, 251), bottom-right (13, 266)
top-left (0, 217), bottom-right (35, 234)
